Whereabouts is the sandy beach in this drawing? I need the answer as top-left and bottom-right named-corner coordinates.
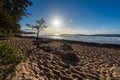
top-left (0, 37), bottom-right (120, 80)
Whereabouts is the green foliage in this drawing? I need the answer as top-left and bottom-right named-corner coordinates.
top-left (0, 33), bottom-right (7, 37)
top-left (0, 0), bottom-right (32, 34)
top-left (26, 18), bottom-right (47, 31)
top-left (0, 44), bottom-right (24, 65)
top-left (0, 43), bottom-right (24, 79)
top-left (26, 18), bottom-right (47, 46)
top-left (0, 32), bottom-right (14, 37)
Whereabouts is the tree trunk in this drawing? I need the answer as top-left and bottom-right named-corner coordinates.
top-left (36, 29), bottom-right (39, 48)
top-left (36, 29), bottom-right (39, 41)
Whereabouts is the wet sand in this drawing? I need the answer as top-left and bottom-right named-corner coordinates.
top-left (0, 37), bottom-right (120, 80)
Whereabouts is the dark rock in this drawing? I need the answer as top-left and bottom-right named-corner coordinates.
top-left (61, 53), bottom-right (80, 63)
top-left (52, 50), bottom-right (62, 55)
top-left (60, 44), bottom-right (73, 51)
top-left (40, 46), bottom-right (53, 52)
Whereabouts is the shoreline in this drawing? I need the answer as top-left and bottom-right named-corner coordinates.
top-left (16, 35), bottom-right (120, 50)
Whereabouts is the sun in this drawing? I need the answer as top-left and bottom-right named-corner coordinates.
top-left (52, 18), bottom-right (61, 27)
top-left (53, 20), bottom-right (60, 26)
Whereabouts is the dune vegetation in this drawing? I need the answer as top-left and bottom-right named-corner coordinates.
top-left (0, 43), bottom-right (24, 80)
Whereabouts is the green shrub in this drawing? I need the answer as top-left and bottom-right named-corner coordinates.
top-left (0, 32), bottom-right (7, 37)
top-left (0, 44), bottom-right (24, 65)
top-left (0, 32), bottom-right (14, 38)
top-left (0, 43), bottom-right (24, 79)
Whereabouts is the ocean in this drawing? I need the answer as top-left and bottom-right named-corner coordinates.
top-left (22, 34), bottom-right (120, 45)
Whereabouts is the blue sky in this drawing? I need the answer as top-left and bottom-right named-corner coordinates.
top-left (20, 0), bottom-right (120, 34)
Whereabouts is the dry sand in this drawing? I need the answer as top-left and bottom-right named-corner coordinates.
top-left (0, 37), bottom-right (120, 80)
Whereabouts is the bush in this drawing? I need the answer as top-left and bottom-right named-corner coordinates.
top-left (0, 32), bottom-right (14, 38)
top-left (0, 43), bottom-right (24, 80)
top-left (0, 44), bottom-right (24, 65)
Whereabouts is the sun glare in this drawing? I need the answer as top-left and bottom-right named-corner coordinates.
top-left (54, 34), bottom-right (60, 35)
top-left (53, 19), bottom-right (61, 27)
top-left (53, 20), bottom-right (60, 26)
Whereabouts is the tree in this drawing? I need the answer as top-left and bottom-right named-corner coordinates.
top-left (26, 18), bottom-right (47, 42)
top-left (0, 0), bottom-right (32, 34)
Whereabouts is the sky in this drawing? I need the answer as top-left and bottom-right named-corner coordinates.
top-left (20, 0), bottom-right (120, 34)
